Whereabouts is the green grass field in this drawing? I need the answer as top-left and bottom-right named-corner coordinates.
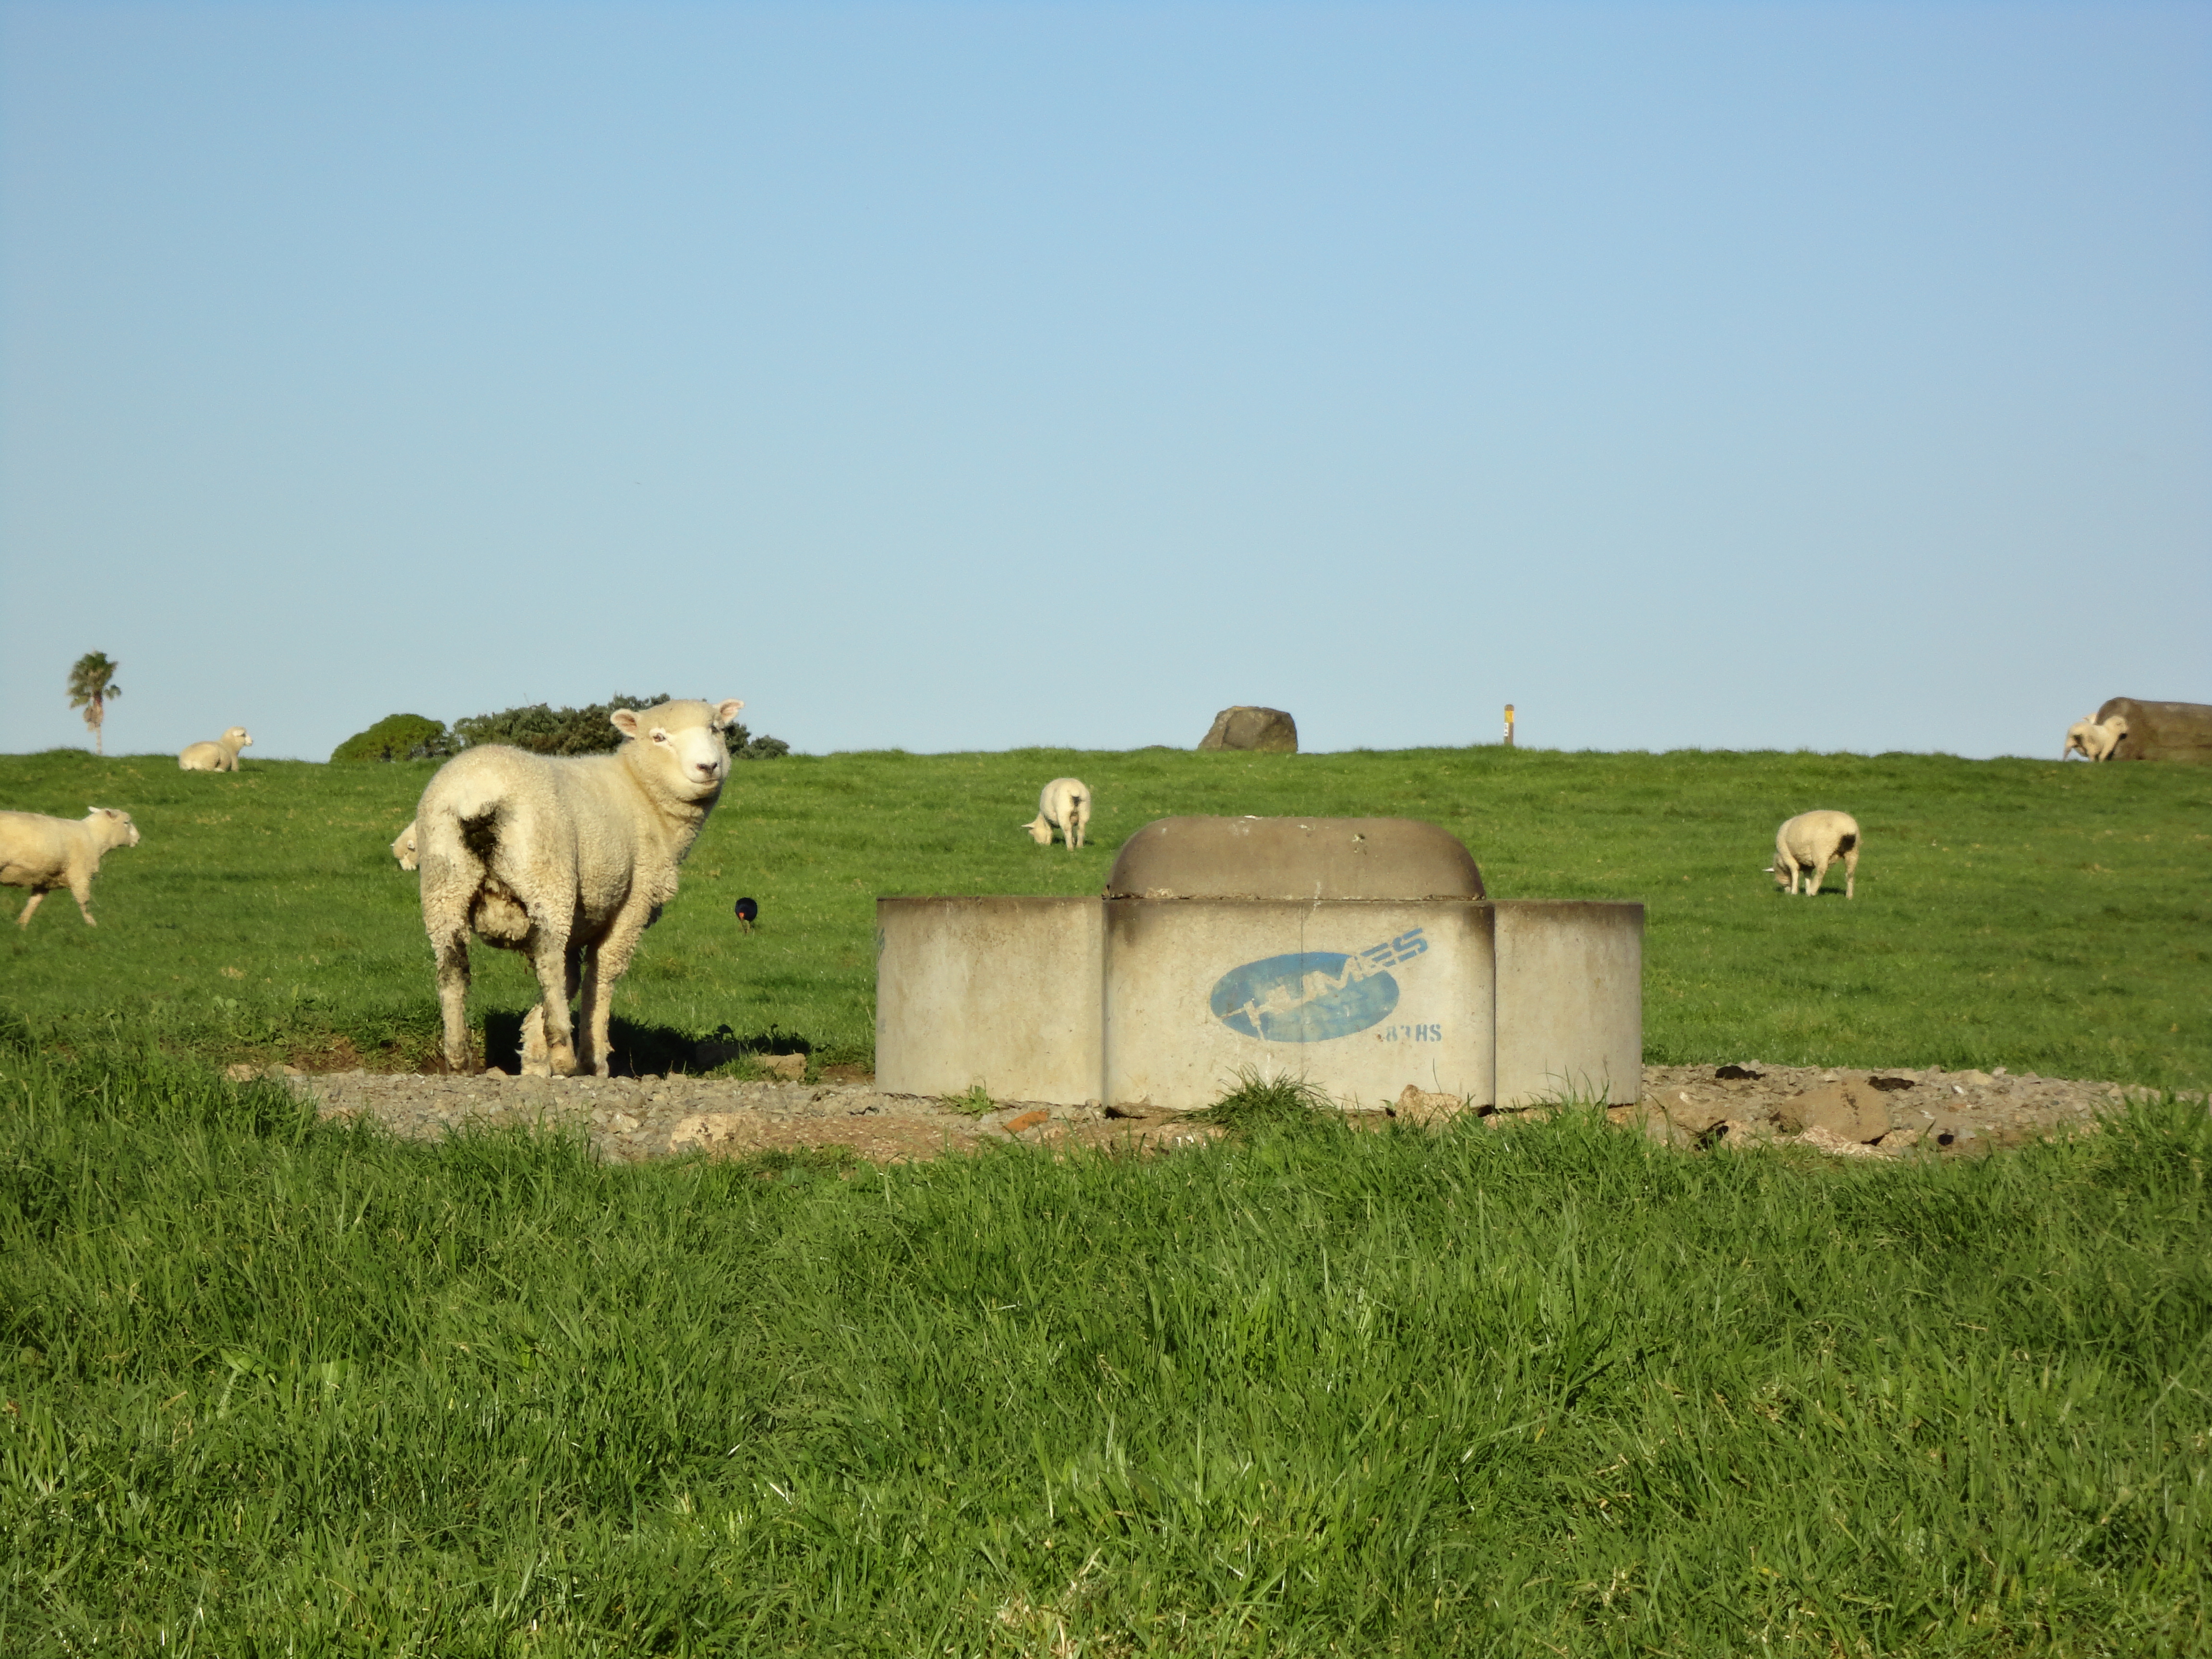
top-left (4, 745), bottom-right (2209, 1653)
top-left (1, 744), bottom-right (2206, 1084)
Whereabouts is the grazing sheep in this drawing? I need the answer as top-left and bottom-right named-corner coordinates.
top-left (2062, 715), bottom-right (2128, 762)
top-left (416, 697), bottom-right (744, 1077)
top-left (392, 819), bottom-right (418, 870)
top-left (0, 807), bottom-right (141, 927)
top-left (1771, 810), bottom-right (1860, 900)
top-left (179, 727), bottom-right (252, 772)
top-left (1022, 777), bottom-right (1092, 851)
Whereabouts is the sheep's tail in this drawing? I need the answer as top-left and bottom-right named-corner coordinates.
top-left (421, 778), bottom-right (531, 943)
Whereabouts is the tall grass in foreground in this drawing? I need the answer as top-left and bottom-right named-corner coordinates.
top-left (4, 1048), bottom-right (2207, 1655)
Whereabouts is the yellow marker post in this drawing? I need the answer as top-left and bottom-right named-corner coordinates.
top-left (1503, 704), bottom-right (1516, 747)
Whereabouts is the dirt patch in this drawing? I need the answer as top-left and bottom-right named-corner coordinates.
top-left (248, 1060), bottom-right (2195, 1167)
top-left (270, 1068), bottom-right (1226, 1166)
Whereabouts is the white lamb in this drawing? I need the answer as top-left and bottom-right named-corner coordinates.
top-left (1771, 809), bottom-right (1860, 900)
top-left (179, 727), bottom-right (252, 772)
top-left (0, 807), bottom-right (142, 927)
top-left (1022, 777), bottom-right (1092, 851)
top-left (415, 697), bottom-right (744, 1077)
top-left (2062, 715), bottom-right (2128, 762)
top-left (392, 819), bottom-right (418, 870)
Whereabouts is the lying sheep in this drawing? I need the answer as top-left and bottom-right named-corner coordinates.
top-left (1022, 777), bottom-right (1092, 851)
top-left (1771, 809), bottom-right (1860, 900)
top-left (392, 819), bottom-right (418, 870)
top-left (0, 807), bottom-right (141, 926)
top-left (2062, 715), bottom-right (2128, 762)
top-left (179, 727), bottom-right (252, 772)
top-left (417, 697), bottom-right (744, 1077)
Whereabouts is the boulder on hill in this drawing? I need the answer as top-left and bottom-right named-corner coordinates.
top-left (2094, 698), bottom-right (2212, 764)
top-left (1198, 706), bottom-right (1298, 753)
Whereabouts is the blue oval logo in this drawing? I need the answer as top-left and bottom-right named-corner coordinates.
top-left (1210, 952), bottom-right (1399, 1043)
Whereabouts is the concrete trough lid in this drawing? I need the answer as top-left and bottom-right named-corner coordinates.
top-left (1105, 816), bottom-right (1485, 902)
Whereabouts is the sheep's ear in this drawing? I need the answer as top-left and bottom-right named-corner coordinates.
top-left (713, 699), bottom-right (745, 728)
top-left (610, 709), bottom-right (641, 740)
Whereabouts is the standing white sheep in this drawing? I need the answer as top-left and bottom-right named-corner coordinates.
top-left (0, 807), bottom-right (141, 927)
top-left (392, 819), bottom-right (418, 870)
top-left (2062, 715), bottom-right (2128, 762)
top-left (179, 727), bottom-right (252, 772)
top-left (1022, 777), bottom-right (1092, 851)
top-left (415, 697), bottom-right (744, 1077)
top-left (1771, 810), bottom-right (1861, 900)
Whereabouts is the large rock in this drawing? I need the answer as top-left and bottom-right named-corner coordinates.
top-left (2095, 698), bottom-right (2212, 764)
top-left (1198, 706), bottom-right (1298, 753)
top-left (1778, 1079), bottom-right (1893, 1143)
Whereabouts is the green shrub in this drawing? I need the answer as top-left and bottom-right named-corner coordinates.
top-left (328, 713), bottom-right (458, 763)
top-left (453, 694), bottom-right (788, 758)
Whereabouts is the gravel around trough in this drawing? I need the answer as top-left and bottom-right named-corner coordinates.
top-left (242, 1059), bottom-right (2196, 1167)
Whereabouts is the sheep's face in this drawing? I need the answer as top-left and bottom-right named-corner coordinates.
top-left (1022, 817), bottom-right (1054, 845)
top-left (227, 728), bottom-right (252, 747)
top-left (93, 808), bottom-right (140, 848)
top-left (612, 698), bottom-right (746, 799)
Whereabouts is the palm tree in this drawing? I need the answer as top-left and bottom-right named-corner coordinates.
top-left (66, 652), bottom-right (122, 756)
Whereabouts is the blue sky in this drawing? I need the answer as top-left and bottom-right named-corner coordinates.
top-left (3, 1), bottom-right (2206, 760)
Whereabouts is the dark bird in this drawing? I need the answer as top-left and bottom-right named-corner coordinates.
top-left (733, 896), bottom-right (759, 933)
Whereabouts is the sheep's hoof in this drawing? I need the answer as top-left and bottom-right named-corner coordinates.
top-left (520, 1056), bottom-right (553, 1078)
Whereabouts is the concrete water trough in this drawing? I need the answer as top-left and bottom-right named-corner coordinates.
top-left (876, 816), bottom-right (1642, 1113)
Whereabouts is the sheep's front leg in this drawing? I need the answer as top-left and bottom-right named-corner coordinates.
top-left (68, 872), bottom-right (98, 926)
top-left (14, 890), bottom-right (45, 927)
top-left (577, 910), bottom-right (653, 1078)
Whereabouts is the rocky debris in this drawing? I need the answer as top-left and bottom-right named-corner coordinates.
top-left (1796, 1124), bottom-right (1889, 1160)
top-left (1197, 706), bottom-right (1298, 753)
top-left (249, 1059), bottom-right (2196, 1169)
top-left (1634, 1061), bottom-right (2195, 1158)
